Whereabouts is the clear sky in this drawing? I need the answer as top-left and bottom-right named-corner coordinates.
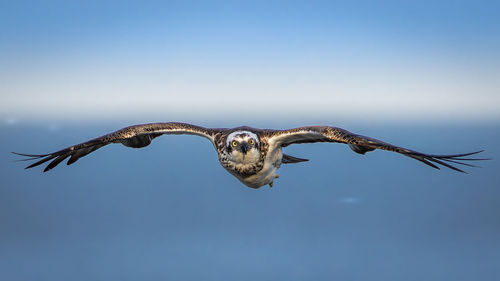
top-left (1, 0), bottom-right (499, 122)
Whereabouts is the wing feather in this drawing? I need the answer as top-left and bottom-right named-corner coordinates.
top-left (265, 126), bottom-right (488, 172)
top-left (14, 122), bottom-right (217, 172)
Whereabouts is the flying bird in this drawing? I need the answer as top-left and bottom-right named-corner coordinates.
top-left (14, 122), bottom-right (486, 188)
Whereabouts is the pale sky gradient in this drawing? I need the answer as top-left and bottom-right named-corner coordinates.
top-left (1, 0), bottom-right (499, 122)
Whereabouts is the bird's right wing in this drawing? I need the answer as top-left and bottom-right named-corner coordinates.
top-left (14, 122), bottom-right (218, 172)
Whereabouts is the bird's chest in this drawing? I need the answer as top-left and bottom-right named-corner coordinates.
top-left (241, 148), bottom-right (282, 188)
top-left (219, 156), bottom-right (263, 177)
top-left (217, 138), bottom-right (281, 188)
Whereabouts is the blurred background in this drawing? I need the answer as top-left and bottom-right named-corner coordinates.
top-left (1, 1), bottom-right (499, 280)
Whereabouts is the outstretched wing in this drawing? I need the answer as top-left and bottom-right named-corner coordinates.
top-left (264, 126), bottom-right (488, 173)
top-left (13, 122), bottom-right (218, 172)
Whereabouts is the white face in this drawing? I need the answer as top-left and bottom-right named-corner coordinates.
top-left (226, 131), bottom-right (260, 164)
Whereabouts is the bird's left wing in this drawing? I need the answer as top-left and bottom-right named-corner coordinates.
top-left (264, 126), bottom-right (487, 173)
top-left (14, 122), bottom-right (218, 172)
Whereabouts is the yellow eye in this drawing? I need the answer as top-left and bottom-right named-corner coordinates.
top-left (232, 141), bottom-right (238, 147)
top-left (249, 139), bottom-right (255, 145)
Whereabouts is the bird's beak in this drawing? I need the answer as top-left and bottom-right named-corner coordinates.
top-left (240, 142), bottom-right (249, 155)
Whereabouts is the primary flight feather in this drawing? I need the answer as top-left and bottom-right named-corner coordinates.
top-left (14, 122), bottom-right (487, 188)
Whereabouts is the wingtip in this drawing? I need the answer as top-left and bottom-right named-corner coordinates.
top-left (12, 151), bottom-right (29, 157)
top-left (12, 151), bottom-right (45, 157)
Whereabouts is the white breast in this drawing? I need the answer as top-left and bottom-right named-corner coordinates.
top-left (239, 146), bottom-right (283, 188)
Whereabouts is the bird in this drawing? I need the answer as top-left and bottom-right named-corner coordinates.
top-left (13, 122), bottom-right (487, 189)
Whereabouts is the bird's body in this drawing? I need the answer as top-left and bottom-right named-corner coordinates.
top-left (245, 145), bottom-right (282, 188)
top-left (216, 129), bottom-right (276, 188)
top-left (14, 122), bottom-right (486, 188)
top-left (218, 129), bottom-right (283, 188)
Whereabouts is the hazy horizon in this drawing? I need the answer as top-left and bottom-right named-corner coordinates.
top-left (1, 0), bottom-right (499, 122)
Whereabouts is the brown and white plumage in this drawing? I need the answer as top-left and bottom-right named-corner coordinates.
top-left (14, 122), bottom-right (487, 188)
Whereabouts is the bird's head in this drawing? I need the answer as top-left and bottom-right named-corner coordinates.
top-left (226, 131), bottom-right (260, 164)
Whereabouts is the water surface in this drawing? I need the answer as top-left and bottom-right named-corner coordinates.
top-left (1, 122), bottom-right (499, 281)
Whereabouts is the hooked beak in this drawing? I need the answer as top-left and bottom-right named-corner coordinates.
top-left (240, 142), bottom-right (249, 155)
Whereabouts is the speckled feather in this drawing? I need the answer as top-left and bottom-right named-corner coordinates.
top-left (13, 122), bottom-right (488, 188)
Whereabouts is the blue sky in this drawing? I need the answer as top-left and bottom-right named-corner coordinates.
top-left (1, 0), bottom-right (499, 122)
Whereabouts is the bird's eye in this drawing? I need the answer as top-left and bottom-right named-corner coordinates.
top-left (249, 139), bottom-right (255, 145)
top-left (232, 141), bottom-right (238, 147)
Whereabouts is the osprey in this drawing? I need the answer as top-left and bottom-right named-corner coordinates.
top-left (14, 122), bottom-right (486, 188)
